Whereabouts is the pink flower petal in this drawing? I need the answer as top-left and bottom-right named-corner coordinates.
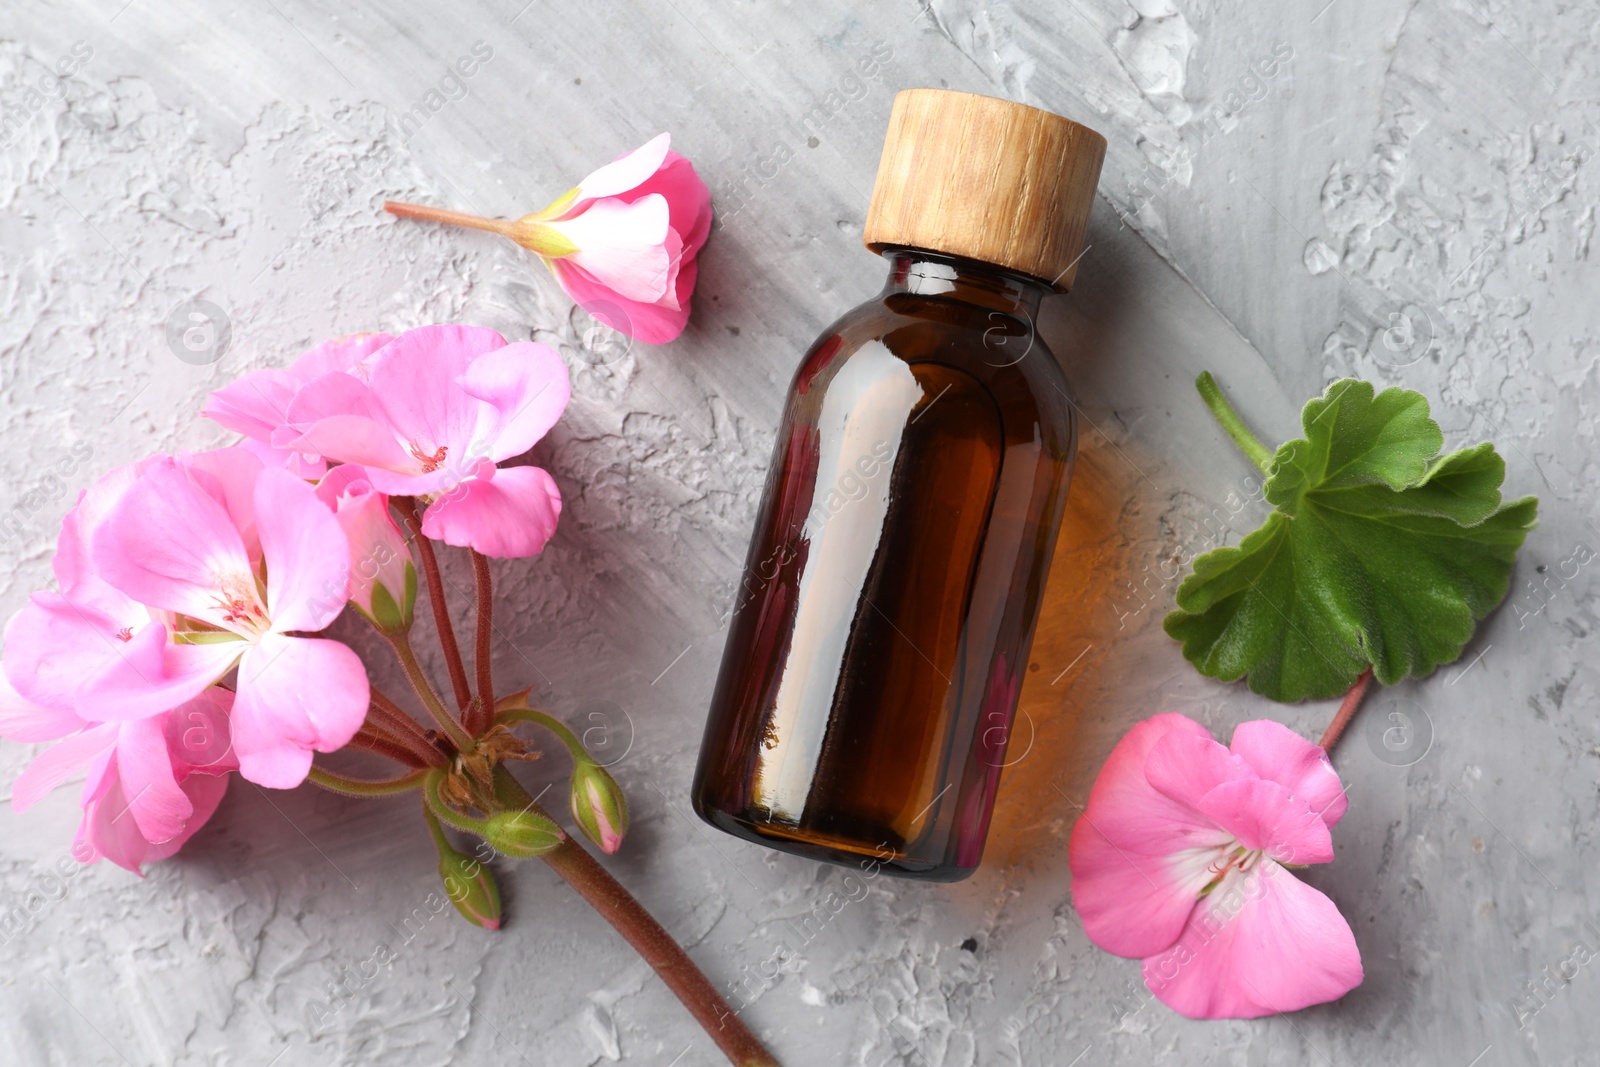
top-left (565, 132), bottom-right (672, 209)
top-left (183, 446), bottom-right (268, 557)
top-left (365, 325), bottom-right (506, 461)
top-left (420, 462), bottom-right (561, 559)
top-left (289, 331), bottom-right (396, 380)
top-left (1068, 714), bottom-right (1236, 959)
top-left (92, 457), bottom-right (256, 627)
top-left (1141, 862), bottom-right (1363, 1019)
top-left (554, 195), bottom-right (673, 304)
top-left (254, 467), bottom-right (351, 634)
top-left (275, 414), bottom-right (414, 475)
top-left (540, 142), bottom-right (711, 347)
top-left (551, 258), bottom-right (693, 345)
top-left (75, 627), bottom-right (242, 722)
top-left (163, 687), bottom-right (238, 773)
top-left (203, 366), bottom-right (301, 442)
top-left (631, 151), bottom-right (713, 258)
top-left (115, 714), bottom-right (194, 843)
top-left (0, 673), bottom-right (85, 742)
top-left (455, 341), bottom-right (571, 460)
top-left (277, 372), bottom-right (414, 472)
top-left (231, 634), bottom-right (369, 788)
top-left (1195, 778), bottom-right (1335, 866)
top-left (11, 722), bottom-right (118, 812)
top-left (3, 593), bottom-right (142, 710)
top-left (239, 435), bottom-right (327, 479)
top-left (1230, 719), bottom-right (1348, 827)
top-left (1144, 728), bottom-right (1257, 810)
top-left (76, 768), bottom-right (149, 873)
top-left (313, 465), bottom-right (412, 620)
top-left (77, 763), bottom-right (230, 874)
top-left (53, 459), bottom-right (157, 599)
top-left (312, 462), bottom-right (370, 503)
top-left (203, 332), bottom-right (394, 444)
top-left (282, 370), bottom-right (387, 426)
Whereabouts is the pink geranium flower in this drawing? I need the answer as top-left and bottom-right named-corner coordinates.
top-left (1068, 713), bottom-right (1362, 1018)
top-left (202, 332), bottom-right (395, 477)
top-left (4, 450), bottom-right (264, 721)
top-left (0, 677), bottom-right (235, 874)
top-left (277, 324), bottom-right (570, 559)
top-left (385, 134), bottom-right (712, 344)
top-left (79, 449), bottom-right (369, 787)
top-left (525, 133), bottom-right (712, 344)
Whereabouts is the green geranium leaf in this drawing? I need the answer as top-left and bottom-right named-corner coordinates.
top-left (1164, 375), bottom-right (1538, 702)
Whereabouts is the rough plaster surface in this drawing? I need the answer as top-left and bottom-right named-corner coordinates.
top-left (0, 1), bottom-right (1595, 1064)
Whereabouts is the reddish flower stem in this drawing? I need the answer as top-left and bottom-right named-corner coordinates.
top-left (394, 497), bottom-right (475, 713)
top-left (1319, 668), bottom-right (1375, 754)
top-left (388, 634), bottom-right (476, 752)
top-left (368, 687), bottom-right (438, 746)
top-left (348, 727), bottom-right (430, 768)
top-left (493, 770), bottom-right (779, 1066)
top-left (384, 200), bottom-right (513, 236)
top-left (469, 550), bottom-right (496, 737)
top-left (361, 706), bottom-right (448, 768)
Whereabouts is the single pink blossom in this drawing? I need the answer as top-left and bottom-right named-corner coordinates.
top-left (79, 449), bottom-right (369, 788)
top-left (202, 332), bottom-right (395, 477)
top-left (384, 135), bottom-right (712, 344)
top-left (3, 450), bottom-right (263, 722)
top-left (1068, 713), bottom-right (1362, 1019)
top-left (531, 133), bottom-right (712, 344)
top-left (277, 324), bottom-right (570, 559)
top-left (0, 678), bottom-right (235, 874)
top-left (314, 464), bottom-right (416, 632)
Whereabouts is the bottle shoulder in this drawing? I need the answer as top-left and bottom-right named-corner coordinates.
top-left (789, 293), bottom-right (1077, 445)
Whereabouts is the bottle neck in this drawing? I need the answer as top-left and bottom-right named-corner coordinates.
top-left (880, 248), bottom-right (1048, 318)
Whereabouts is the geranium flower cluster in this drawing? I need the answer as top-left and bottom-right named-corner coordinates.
top-left (0, 325), bottom-right (569, 872)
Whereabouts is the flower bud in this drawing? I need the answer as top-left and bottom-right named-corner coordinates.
top-left (570, 759), bottom-right (629, 854)
top-left (314, 465), bottom-right (416, 633)
top-left (483, 810), bottom-right (564, 858)
top-left (438, 846), bottom-right (502, 930)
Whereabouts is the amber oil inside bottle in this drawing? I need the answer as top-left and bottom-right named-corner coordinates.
top-left (690, 248), bottom-right (1078, 880)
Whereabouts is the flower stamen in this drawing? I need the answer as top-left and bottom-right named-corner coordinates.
top-left (211, 573), bottom-right (268, 632)
top-left (409, 442), bottom-right (449, 473)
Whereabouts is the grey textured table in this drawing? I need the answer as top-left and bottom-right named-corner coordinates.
top-left (1, 1), bottom-right (1595, 1064)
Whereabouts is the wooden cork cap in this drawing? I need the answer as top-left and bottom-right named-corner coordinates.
top-left (863, 89), bottom-right (1107, 292)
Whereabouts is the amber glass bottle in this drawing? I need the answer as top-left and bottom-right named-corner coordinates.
top-left (692, 89), bottom-right (1106, 880)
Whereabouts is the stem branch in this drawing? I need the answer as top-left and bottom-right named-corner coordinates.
top-left (361, 711), bottom-right (448, 768)
top-left (1319, 668), bottom-right (1375, 754)
top-left (389, 635), bottom-right (476, 752)
top-left (394, 497), bottom-right (474, 713)
top-left (348, 728), bottom-right (429, 768)
top-left (470, 549), bottom-right (496, 736)
top-left (421, 795), bottom-right (456, 853)
top-left (499, 705), bottom-right (590, 764)
top-left (368, 688), bottom-right (440, 747)
top-left (307, 766), bottom-right (427, 797)
top-left (1196, 372), bottom-right (1274, 473)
